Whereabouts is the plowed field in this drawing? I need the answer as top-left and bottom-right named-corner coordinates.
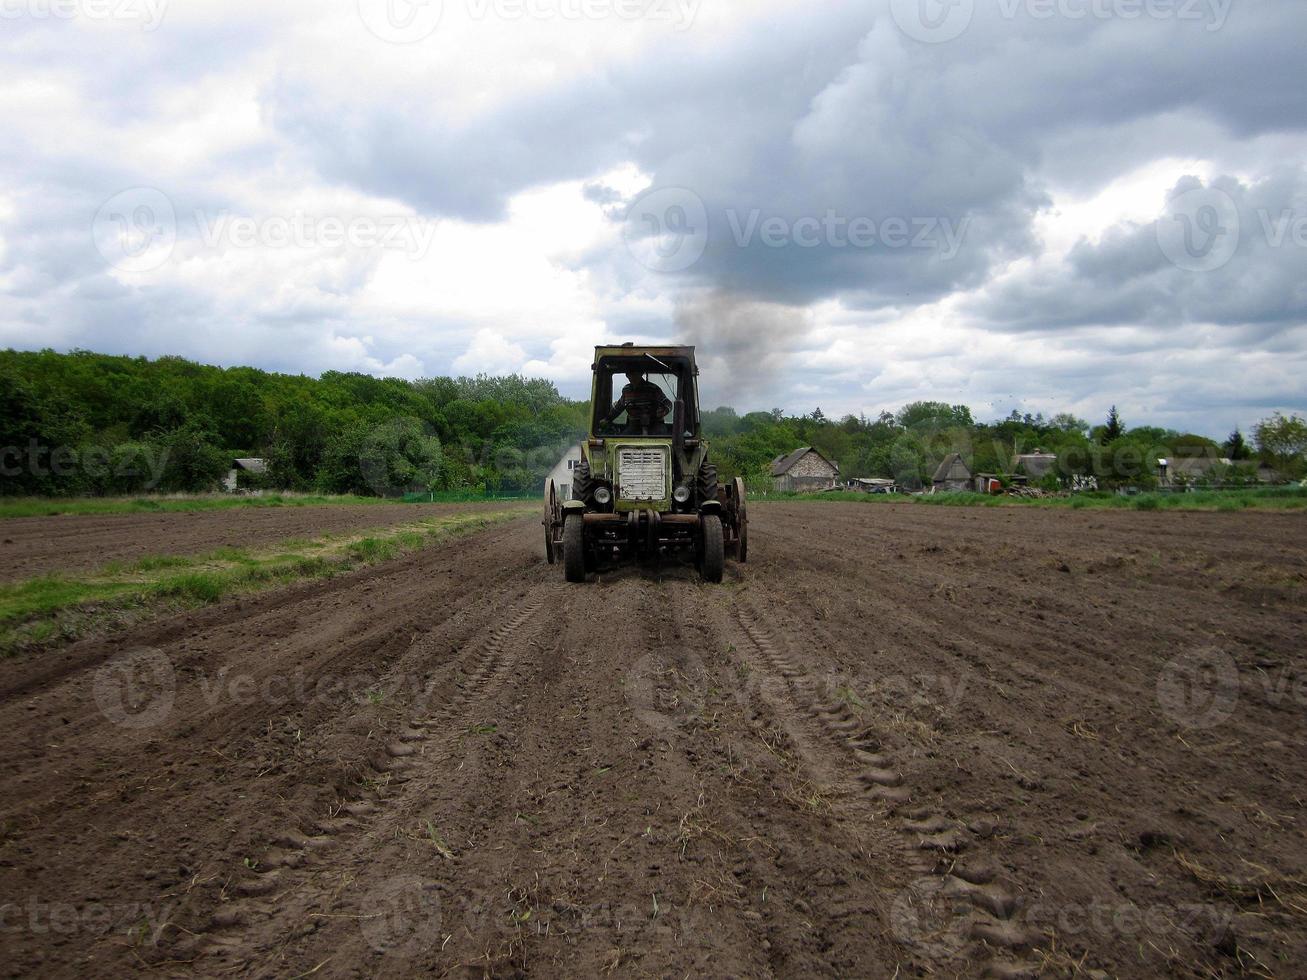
top-left (2, 503), bottom-right (1304, 978)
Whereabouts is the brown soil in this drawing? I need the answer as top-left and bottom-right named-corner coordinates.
top-left (0, 503), bottom-right (523, 581)
top-left (1, 502), bottom-right (1304, 978)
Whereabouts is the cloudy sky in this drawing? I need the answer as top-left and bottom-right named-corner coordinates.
top-left (1, 0), bottom-right (1304, 435)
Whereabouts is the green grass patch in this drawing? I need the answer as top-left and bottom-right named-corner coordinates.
top-left (131, 554), bottom-right (195, 572)
top-left (0, 505), bottom-right (532, 656)
top-left (757, 486), bottom-right (1307, 512)
top-left (0, 493), bottom-right (405, 520)
top-left (0, 575), bottom-right (143, 622)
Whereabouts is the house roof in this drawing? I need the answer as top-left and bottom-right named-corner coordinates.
top-left (771, 446), bottom-right (838, 476)
top-left (932, 452), bottom-right (971, 483)
top-left (1161, 456), bottom-right (1233, 476)
top-left (1013, 452), bottom-right (1058, 478)
top-left (233, 458), bottom-right (267, 473)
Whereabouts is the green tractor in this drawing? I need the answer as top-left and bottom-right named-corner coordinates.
top-left (544, 344), bottom-right (747, 582)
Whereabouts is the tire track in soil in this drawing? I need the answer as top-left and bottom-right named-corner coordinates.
top-left (721, 587), bottom-right (1040, 976)
top-left (6, 505), bottom-right (1306, 978)
top-left (656, 582), bottom-right (908, 975)
top-left (183, 584), bottom-right (555, 974)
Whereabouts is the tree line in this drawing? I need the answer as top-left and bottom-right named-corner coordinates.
top-left (0, 349), bottom-right (586, 496)
top-left (1, 349), bottom-right (1302, 496)
top-left (702, 402), bottom-right (1306, 491)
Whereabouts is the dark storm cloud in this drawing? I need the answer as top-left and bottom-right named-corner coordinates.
top-left (972, 170), bottom-right (1307, 331)
top-left (263, 3), bottom-right (1307, 312)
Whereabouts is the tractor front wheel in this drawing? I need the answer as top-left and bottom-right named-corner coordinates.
top-left (563, 515), bottom-right (587, 583)
top-left (699, 514), bottom-right (724, 583)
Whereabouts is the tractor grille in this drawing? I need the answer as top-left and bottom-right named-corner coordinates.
top-left (617, 447), bottom-right (667, 501)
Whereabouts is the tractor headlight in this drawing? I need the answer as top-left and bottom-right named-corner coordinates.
top-left (672, 485), bottom-right (691, 504)
top-left (593, 486), bottom-right (612, 505)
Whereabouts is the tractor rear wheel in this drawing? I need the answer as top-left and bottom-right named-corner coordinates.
top-left (563, 515), bottom-right (586, 583)
top-left (699, 513), bottom-right (724, 583)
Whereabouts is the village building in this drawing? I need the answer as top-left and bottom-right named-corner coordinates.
top-left (771, 447), bottom-right (839, 493)
top-left (973, 472), bottom-right (1026, 494)
top-left (848, 477), bottom-right (898, 494)
top-left (1157, 456), bottom-right (1236, 488)
top-left (222, 457), bottom-right (266, 492)
top-left (547, 444), bottom-right (584, 500)
top-left (932, 452), bottom-right (972, 492)
top-left (1012, 449), bottom-right (1059, 481)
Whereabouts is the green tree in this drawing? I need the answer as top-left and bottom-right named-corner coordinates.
top-left (1254, 412), bottom-right (1307, 477)
top-left (1223, 428), bottom-right (1252, 461)
top-left (1102, 405), bottom-right (1124, 443)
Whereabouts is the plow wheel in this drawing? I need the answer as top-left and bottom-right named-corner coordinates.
top-left (543, 479), bottom-right (561, 564)
top-left (728, 476), bottom-right (749, 562)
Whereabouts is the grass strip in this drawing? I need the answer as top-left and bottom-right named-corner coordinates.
top-left (0, 505), bottom-right (533, 657)
top-left (0, 492), bottom-right (510, 520)
top-left (755, 486), bottom-right (1307, 511)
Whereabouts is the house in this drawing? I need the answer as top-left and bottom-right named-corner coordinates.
top-left (1255, 462), bottom-right (1284, 484)
top-left (848, 477), bottom-right (898, 494)
top-left (932, 452), bottom-right (972, 492)
top-left (222, 457), bottom-right (267, 492)
top-left (1012, 449), bottom-right (1058, 481)
top-left (1157, 456), bottom-right (1234, 489)
top-left (973, 472), bottom-right (1026, 494)
top-left (771, 447), bottom-right (839, 493)
top-left (547, 444), bottom-right (584, 500)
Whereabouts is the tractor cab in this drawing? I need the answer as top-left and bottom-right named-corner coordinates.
top-left (590, 348), bottom-right (698, 440)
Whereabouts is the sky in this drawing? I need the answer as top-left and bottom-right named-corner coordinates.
top-left (1, 0), bottom-right (1304, 437)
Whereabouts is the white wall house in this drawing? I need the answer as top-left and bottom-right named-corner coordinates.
top-left (547, 445), bottom-right (584, 500)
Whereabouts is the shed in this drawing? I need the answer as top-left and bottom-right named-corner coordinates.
top-left (848, 477), bottom-right (898, 494)
top-left (1255, 462), bottom-right (1284, 484)
top-left (932, 452), bottom-right (972, 492)
top-left (1012, 449), bottom-right (1058, 481)
top-left (972, 472), bottom-right (1025, 494)
top-left (1157, 456), bottom-right (1233, 488)
top-left (222, 457), bottom-right (267, 492)
top-left (771, 447), bottom-right (839, 493)
top-left (546, 444), bottom-right (584, 500)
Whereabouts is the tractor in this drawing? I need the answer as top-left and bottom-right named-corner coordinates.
top-left (543, 344), bottom-right (747, 582)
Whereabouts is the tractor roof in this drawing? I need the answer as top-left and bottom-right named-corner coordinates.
top-left (594, 344), bottom-right (696, 365)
